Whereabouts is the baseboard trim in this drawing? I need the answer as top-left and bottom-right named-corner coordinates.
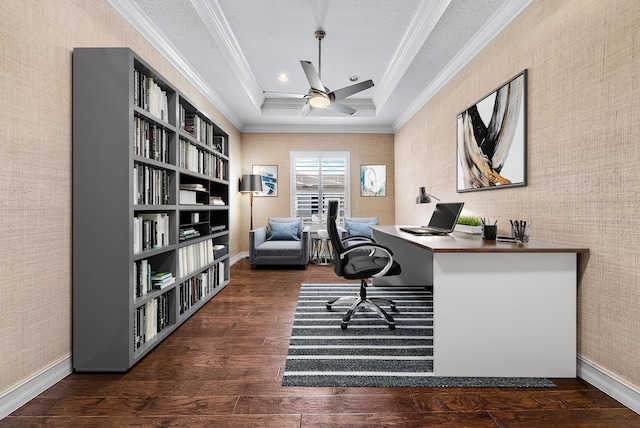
top-left (578, 356), bottom-right (640, 415)
top-left (0, 356), bottom-right (72, 419)
top-left (231, 252), bottom-right (248, 265)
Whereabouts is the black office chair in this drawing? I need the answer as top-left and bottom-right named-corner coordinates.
top-left (325, 201), bottom-right (401, 330)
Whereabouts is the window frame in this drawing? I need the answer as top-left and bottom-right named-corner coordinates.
top-left (290, 151), bottom-right (350, 228)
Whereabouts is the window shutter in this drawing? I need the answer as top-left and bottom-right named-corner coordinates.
top-left (292, 152), bottom-right (349, 224)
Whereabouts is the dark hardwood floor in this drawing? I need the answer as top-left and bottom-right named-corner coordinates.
top-left (3, 259), bottom-right (639, 427)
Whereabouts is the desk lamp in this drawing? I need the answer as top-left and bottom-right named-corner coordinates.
top-left (240, 174), bottom-right (263, 230)
top-left (416, 186), bottom-right (440, 204)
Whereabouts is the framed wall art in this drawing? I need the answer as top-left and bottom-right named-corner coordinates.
top-left (360, 165), bottom-right (386, 197)
top-left (252, 165), bottom-right (277, 196)
top-left (456, 69), bottom-right (527, 192)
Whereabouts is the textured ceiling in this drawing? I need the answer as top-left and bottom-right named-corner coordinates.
top-left (111, 0), bottom-right (531, 132)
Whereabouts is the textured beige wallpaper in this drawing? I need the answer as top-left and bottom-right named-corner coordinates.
top-left (0, 0), bottom-right (241, 394)
top-left (240, 133), bottom-right (395, 252)
top-left (2, 0), bottom-right (638, 400)
top-left (395, 0), bottom-right (640, 388)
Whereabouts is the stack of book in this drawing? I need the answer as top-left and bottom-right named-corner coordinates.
top-left (210, 196), bottom-right (225, 205)
top-left (179, 227), bottom-right (200, 241)
top-left (150, 271), bottom-right (176, 290)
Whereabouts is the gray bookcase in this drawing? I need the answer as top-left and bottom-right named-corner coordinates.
top-left (73, 48), bottom-right (230, 372)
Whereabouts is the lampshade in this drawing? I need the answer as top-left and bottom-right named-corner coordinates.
top-left (240, 174), bottom-right (263, 192)
top-left (416, 186), bottom-right (440, 204)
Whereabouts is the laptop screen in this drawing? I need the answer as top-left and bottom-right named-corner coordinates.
top-left (427, 202), bottom-right (465, 230)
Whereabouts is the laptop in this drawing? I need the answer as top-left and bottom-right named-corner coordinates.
top-left (400, 202), bottom-right (465, 235)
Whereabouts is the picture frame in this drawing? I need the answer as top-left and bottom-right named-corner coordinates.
top-left (456, 69), bottom-right (527, 192)
top-left (252, 165), bottom-right (277, 197)
top-left (360, 165), bottom-right (386, 197)
top-left (213, 135), bottom-right (224, 153)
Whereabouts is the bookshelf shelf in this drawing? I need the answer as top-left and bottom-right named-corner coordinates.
top-left (73, 47), bottom-right (230, 372)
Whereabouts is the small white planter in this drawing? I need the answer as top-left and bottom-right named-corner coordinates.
top-left (455, 224), bottom-right (483, 234)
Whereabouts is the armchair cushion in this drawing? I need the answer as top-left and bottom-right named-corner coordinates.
top-left (267, 219), bottom-right (301, 241)
top-left (344, 217), bottom-right (379, 238)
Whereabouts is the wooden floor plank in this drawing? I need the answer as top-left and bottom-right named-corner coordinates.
top-left (5, 258), bottom-right (639, 427)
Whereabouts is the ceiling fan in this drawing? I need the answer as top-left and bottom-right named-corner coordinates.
top-left (263, 30), bottom-right (374, 117)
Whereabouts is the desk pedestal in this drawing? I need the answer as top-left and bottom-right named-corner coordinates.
top-left (434, 252), bottom-right (576, 377)
top-left (372, 228), bottom-right (578, 378)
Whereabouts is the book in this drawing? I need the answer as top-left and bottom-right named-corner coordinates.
top-left (180, 183), bottom-right (207, 191)
top-left (152, 277), bottom-right (176, 290)
top-left (151, 271), bottom-right (172, 281)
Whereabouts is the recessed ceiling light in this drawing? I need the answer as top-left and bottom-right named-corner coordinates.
top-left (278, 74), bottom-right (289, 82)
top-left (349, 75), bottom-right (359, 82)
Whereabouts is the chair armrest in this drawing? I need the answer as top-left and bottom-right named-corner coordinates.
top-left (342, 235), bottom-right (375, 244)
top-left (341, 241), bottom-right (394, 257)
top-left (340, 242), bottom-right (396, 277)
top-left (341, 235), bottom-right (376, 256)
top-left (250, 227), bottom-right (268, 248)
top-left (301, 226), bottom-right (311, 261)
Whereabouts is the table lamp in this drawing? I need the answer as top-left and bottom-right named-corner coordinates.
top-left (240, 174), bottom-right (263, 230)
top-left (416, 186), bottom-right (440, 204)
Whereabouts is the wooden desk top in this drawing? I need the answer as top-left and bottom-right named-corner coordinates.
top-left (372, 225), bottom-right (589, 254)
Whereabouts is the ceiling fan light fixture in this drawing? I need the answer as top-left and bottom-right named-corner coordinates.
top-left (309, 94), bottom-right (330, 108)
top-left (263, 29), bottom-right (373, 117)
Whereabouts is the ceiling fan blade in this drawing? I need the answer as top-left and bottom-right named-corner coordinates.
top-left (326, 101), bottom-right (356, 115)
top-left (300, 60), bottom-right (325, 92)
top-left (330, 80), bottom-right (374, 101)
top-left (298, 102), bottom-right (312, 118)
top-left (263, 91), bottom-right (306, 99)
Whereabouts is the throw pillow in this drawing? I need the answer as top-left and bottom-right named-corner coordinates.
top-left (267, 220), bottom-right (301, 241)
top-left (345, 219), bottom-right (379, 238)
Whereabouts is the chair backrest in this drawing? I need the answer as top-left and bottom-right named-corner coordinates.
top-left (327, 201), bottom-right (346, 276)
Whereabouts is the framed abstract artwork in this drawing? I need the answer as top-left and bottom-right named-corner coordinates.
top-left (456, 69), bottom-right (527, 192)
top-left (360, 165), bottom-right (386, 197)
top-left (252, 165), bottom-right (277, 197)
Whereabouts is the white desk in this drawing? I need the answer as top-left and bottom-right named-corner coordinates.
top-left (371, 226), bottom-right (588, 378)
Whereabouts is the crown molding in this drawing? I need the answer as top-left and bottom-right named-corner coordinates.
top-left (392, 0), bottom-right (533, 131)
top-left (241, 123), bottom-right (394, 134)
top-left (372, 0), bottom-right (450, 111)
top-left (106, 0), bottom-right (243, 130)
top-left (190, 0), bottom-right (265, 112)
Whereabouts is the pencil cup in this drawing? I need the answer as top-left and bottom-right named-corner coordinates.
top-left (482, 225), bottom-right (497, 240)
top-left (511, 222), bottom-right (530, 243)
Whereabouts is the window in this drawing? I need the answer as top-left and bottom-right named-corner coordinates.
top-left (291, 151), bottom-right (350, 226)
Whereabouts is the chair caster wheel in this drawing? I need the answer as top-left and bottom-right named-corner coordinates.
top-left (326, 304), bottom-right (332, 310)
top-left (341, 323), bottom-right (348, 330)
top-left (391, 305), bottom-right (397, 312)
top-left (388, 324), bottom-right (395, 331)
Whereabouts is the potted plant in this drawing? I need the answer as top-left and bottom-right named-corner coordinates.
top-left (455, 215), bottom-right (483, 234)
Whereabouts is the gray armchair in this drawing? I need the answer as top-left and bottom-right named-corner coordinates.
top-left (249, 217), bottom-right (310, 267)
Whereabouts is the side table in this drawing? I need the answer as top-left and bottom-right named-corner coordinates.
top-left (311, 235), bottom-right (333, 265)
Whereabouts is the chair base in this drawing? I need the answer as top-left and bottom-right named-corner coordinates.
top-left (326, 279), bottom-right (397, 330)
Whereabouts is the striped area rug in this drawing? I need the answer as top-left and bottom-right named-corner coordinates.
top-left (282, 283), bottom-right (555, 388)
